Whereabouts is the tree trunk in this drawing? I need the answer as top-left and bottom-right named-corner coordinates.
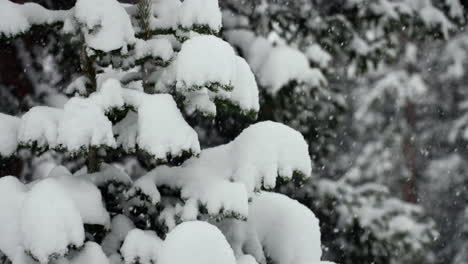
top-left (402, 100), bottom-right (418, 203)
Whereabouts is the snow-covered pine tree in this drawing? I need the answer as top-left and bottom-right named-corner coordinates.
top-left (0, 1), bottom-right (333, 264)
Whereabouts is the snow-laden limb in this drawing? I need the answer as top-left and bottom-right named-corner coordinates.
top-left (127, 175), bottom-right (161, 205)
top-left (75, 0), bottom-right (136, 52)
top-left (212, 219), bottom-right (264, 263)
top-left (49, 166), bottom-right (110, 227)
top-left (18, 106), bottom-right (63, 151)
top-left (225, 30), bottom-right (327, 96)
top-left (258, 46), bottom-right (327, 94)
top-left (71, 242), bottom-right (109, 264)
top-left (0, 113), bottom-right (20, 157)
top-left (58, 97), bottom-right (116, 154)
top-left (249, 192), bottom-right (322, 264)
top-left (177, 0), bottom-right (222, 34)
top-left (0, 176), bottom-right (27, 261)
top-left (21, 178), bottom-right (84, 263)
top-left (216, 56), bottom-right (259, 118)
top-left (152, 0), bottom-right (181, 31)
top-left (121, 229), bottom-right (162, 264)
top-left (102, 215), bottom-right (135, 256)
top-left (134, 38), bottom-right (174, 64)
top-left (176, 35), bottom-right (236, 92)
top-left (159, 221), bottom-right (236, 264)
top-left (90, 79), bottom-right (126, 113)
top-left (230, 121), bottom-right (311, 190)
top-left (306, 44), bottom-right (332, 69)
top-left (76, 163), bottom-right (132, 187)
top-left (140, 121), bottom-right (310, 219)
top-left (137, 94), bottom-right (200, 165)
top-left (0, 1), bottom-right (72, 38)
top-left (66, 76), bottom-right (92, 96)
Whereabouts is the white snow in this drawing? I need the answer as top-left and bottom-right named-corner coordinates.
top-left (306, 44), bottom-right (332, 68)
top-left (18, 106), bottom-right (63, 149)
top-left (90, 79), bottom-right (126, 112)
top-left (76, 163), bottom-right (132, 187)
top-left (224, 29), bottom-right (257, 56)
top-left (121, 229), bottom-right (162, 264)
top-left (419, 5), bottom-right (454, 38)
top-left (134, 38), bottom-right (174, 62)
top-left (113, 111), bottom-right (139, 152)
top-left (137, 94), bottom-right (200, 162)
top-left (246, 37), bottom-right (273, 74)
top-left (230, 121), bottom-right (311, 191)
top-left (152, 0), bottom-right (181, 30)
top-left (66, 76), bottom-right (90, 96)
top-left (127, 176), bottom-right (161, 205)
top-left (184, 88), bottom-right (217, 116)
top-left (101, 215), bottom-right (135, 256)
top-left (140, 121), bottom-right (310, 219)
top-left (58, 97), bottom-right (116, 152)
top-left (229, 56), bottom-right (260, 113)
top-left (249, 192), bottom-right (322, 264)
top-left (0, 1), bottom-right (30, 37)
top-left (0, 1), bottom-right (71, 37)
top-left (176, 35), bottom-right (237, 91)
top-left (0, 176), bottom-right (28, 261)
top-left (159, 221), bottom-right (236, 264)
top-left (258, 46), bottom-right (324, 94)
top-left (237, 255), bottom-right (258, 264)
top-left (0, 113), bottom-right (20, 157)
top-left (49, 166), bottom-right (110, 227)
top-left (71, 242), bottom-right (109, 264)
top-left (75, 0), bottom-right (136, 52)
top-left (178, 0), bottom-right (222, 33)
top-left (21, 178), bottom-right (84, 263)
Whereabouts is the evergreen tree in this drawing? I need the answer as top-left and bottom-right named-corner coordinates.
top-left (0, 1), bottom-right (331, 264)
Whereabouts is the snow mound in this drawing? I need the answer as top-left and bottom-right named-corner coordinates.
top-left (71, 242), bottom-right (109, 264)
top-left (152, 0), bottom-right (181, 30)
top-left (128, 176), bottom-right (161, 205)
top-left (0, 113), bottom-right (20, 157)
top-left (176, 35), bottom-right (236, 91)
top-left (90, 79), bottom-right (126, 112)
top-left (75, 0), bottom-right (136, 52)
top-left (178, 0), bottom-right (222, 33)
top-left (137, 94), bottom-right (200, 164)
top-left (140, 121), bottom-right (310, 219)
top-left (101, 215), bottom-right (135, 256)
top-left (0, 176), bottom-right (28, 260)
top-left (250, 192), bottom-right (322, 264)
top-left (306, 44), bottom-right (332, 68)
top-left (159, 221), bottom-right (236, 264)
top-left (77, 163), bottom-right (132, 187)
top-left (18, 106), bottom-right (63, 150)
top-left (49, 166), bottom-right (110, 227)
top-left (58, 97), bottom-right (116, 153)
top-left (0, 1), bottom-right (70, 38)
top-left (134, 38), bottom-right (174, 63)
top-left (0, 1), bottom-right (30, 37)
top-left (217, 56), bottom-right (259, 115)
top-left (230, 121), bottom-right (311, 190)
top-left (21, 178), bottom-right (84, 263)
top-left (259, 46), bottom-right (325, 94)
top-left (121, 229), bottom-right (162, 264)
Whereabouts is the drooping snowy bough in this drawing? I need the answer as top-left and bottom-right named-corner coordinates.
top-left (0, 0), bottom-right (335, 264)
